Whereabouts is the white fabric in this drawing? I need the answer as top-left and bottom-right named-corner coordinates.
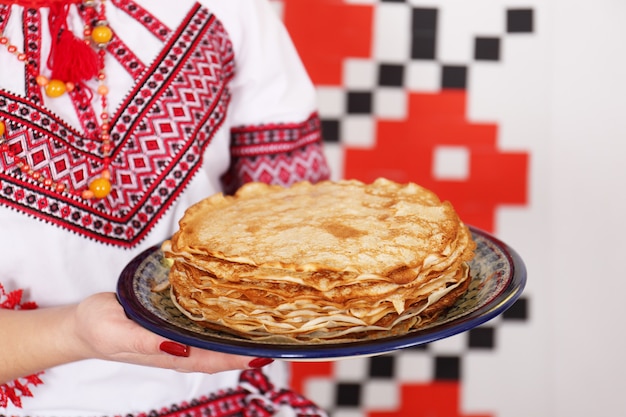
top-left (0, 0), bottom-right (317, 414)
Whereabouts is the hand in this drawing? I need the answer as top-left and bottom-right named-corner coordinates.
top-left (71, 292), bottom-right (271, 373)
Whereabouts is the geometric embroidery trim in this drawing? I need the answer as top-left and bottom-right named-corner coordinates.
top-left (0, 5), bottom-right (233, 248)
top-left (221, 113), bottom-right (331, 194)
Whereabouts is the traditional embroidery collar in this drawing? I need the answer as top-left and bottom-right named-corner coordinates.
top-left (0, 4), bottom-right (235, 248)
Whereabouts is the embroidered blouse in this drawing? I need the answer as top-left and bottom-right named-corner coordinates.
top-left (0, 0), bottom-right (330, 414)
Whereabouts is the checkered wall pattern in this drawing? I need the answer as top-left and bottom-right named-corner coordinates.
top-left (277, 1), bottom-right (534, 416)
top-left (289, 301), bottom-right (528, 417)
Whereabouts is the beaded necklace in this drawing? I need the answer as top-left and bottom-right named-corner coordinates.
top-left (0, 0), bottom-right (114, 199)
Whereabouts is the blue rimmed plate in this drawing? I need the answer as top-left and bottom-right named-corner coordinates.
top-left (116, 226), bottom-right (526, 360)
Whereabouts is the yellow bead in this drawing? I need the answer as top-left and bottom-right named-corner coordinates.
top-left (88, 176), bottom-right (111, 198)
top-left (45, 79), bottom-right (67, 98)
top-left (91, 25), bottom-right (113, 44)
top-left (0, 121), bottom-right (5, 136)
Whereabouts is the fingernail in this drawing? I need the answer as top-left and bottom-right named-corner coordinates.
top-left (159, 341), bottom-right (190, 357)
top-left (248, 357), bottom-right (274, 368)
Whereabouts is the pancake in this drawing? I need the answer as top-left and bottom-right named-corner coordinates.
top-left (162, 178), bottom-right (476, 343)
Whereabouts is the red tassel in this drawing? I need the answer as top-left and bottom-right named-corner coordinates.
top-left (47, 3), bottom-right (99, 85)
top-left (49, 29), bottom-right (99, 84)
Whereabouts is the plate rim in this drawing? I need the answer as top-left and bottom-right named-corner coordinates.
top-left (116, 225), bottom-right (527, 359)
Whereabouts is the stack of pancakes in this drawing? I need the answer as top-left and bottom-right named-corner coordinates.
top-left (162, 178), bottom-right (475, 343)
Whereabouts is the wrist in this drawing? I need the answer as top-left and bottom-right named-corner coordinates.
top-left (56, 303), bottom-right (92, 363)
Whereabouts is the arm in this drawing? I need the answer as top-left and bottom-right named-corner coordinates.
top-left (0, 303), bottom-right (78, 384)
top-left (0, 292), bottom-right (261, 384)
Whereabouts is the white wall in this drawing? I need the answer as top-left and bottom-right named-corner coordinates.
top-left (550, 1), bottom-right (626, 415)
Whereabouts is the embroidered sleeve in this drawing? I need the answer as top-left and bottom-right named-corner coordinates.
top-left (0, 283), bottom-right (44, 409)
top-left (220, 0), bottom-right (331, 194)
top-left (221, 112), bottom-right (331, 194)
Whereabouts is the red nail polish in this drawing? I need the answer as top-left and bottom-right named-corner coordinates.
top-left (159, 341), bottom-right (190, 357)
top-left (248, 357), bottom-right (274, 368)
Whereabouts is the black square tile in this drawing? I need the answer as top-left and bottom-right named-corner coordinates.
top-left (468, 326), bottom-right (495, 349)
top-left (411, 35), bottom-right (437, 60)
top-left (378, 64), bottom-right (405, 87)
top-left (346, 91), bottom-right (373, 114)
top-left (434, 356), bottom-right (461, 381)
top-left (412, 7), bottom-right (438, 31)
top-left (441, 65), bottom-right (467, 89)
top-left (321, 119), bottom-right (340, 143)
top-left (369, 355), bottom-right (395, 378)
top-left (502, 297), bottom-right (529, 320)
top-left (507, 9), bottom-right (534, 33)
top-left (411, 8), bottom-right (438, 60)
top-left (336, 383), bottom-right (361, 406)
top-left (474, 37), bottom-right (501, 61)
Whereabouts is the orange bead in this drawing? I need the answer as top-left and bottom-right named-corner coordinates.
top-left (91, 25), bottom-right (113, 44)
top-left (97, 84), bottom-right (109, 96)
top-left (45, 79), bottom-right (67, 97)
top-left (89, 176), bottom-right (111, 198)
top-left (100, 169), bottom-right (111, 180)
top-left (0, 121), bottom-right (5, 136)
top-left (36, 75), bottom-right (49, 86)
top-left (81, 190), bottom-right (95, 199)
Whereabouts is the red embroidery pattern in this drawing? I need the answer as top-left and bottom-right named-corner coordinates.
top-left (78, 0), bottom-right (170, 79)
top-left (0, 284), bottom-right (43, 409)
top-left (0, 5), bottom-right (234, 248)
top-left (104, 33), bottom-right (147, 79)
top-left (113, 370), bottom-right (327, 417)
top-left (221, 113), bottom-right (331, 194)
top-left (111, 0), bottom-right (171, 42)
top-left (22, 9), bottom-right (45, 105)
top-left (0, 4), bottom-right (7, 31)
